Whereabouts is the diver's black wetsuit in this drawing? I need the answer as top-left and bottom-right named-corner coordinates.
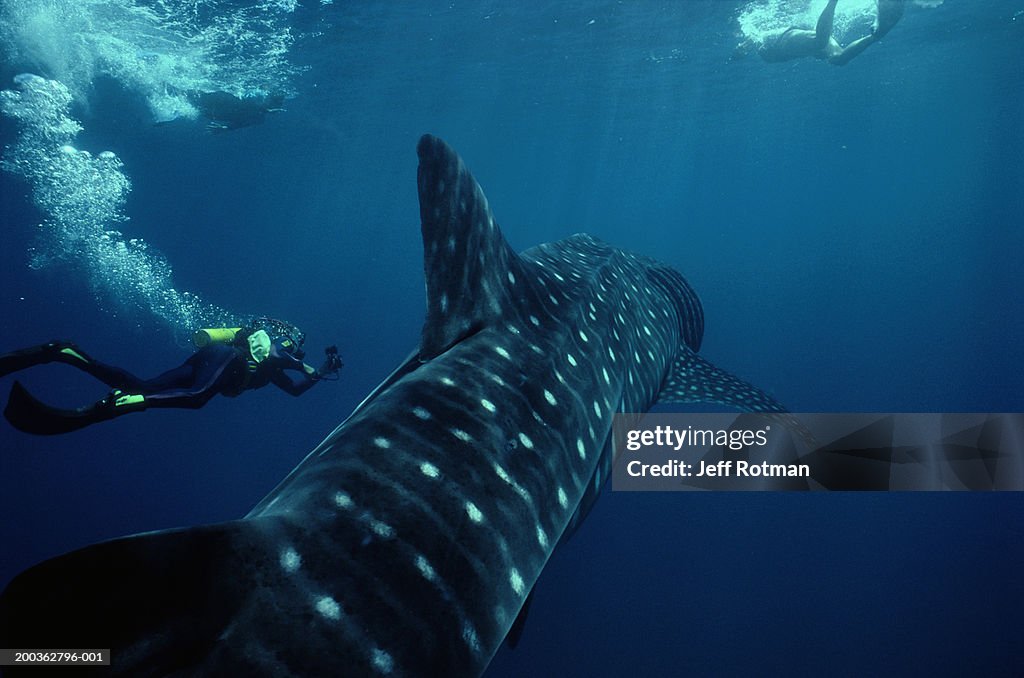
top-left (73, 343), bottom-right (316, 407)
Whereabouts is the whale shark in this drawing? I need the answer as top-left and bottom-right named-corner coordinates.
top-left (0, 135), bottom-right (789, 676)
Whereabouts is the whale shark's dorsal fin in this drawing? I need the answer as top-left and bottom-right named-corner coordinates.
top-left (416, 134), bottom-right (523, 360)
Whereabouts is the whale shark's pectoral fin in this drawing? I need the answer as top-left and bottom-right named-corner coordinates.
top-left (657, 348), bottom-right (786, 412)
top-left (415, 135), bottom-right (524, 360)
top-left (658, 349), bottom-right (817, 448)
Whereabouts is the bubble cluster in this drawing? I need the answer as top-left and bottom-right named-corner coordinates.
top-left (1, 74), bottom-right (234, 330)
top-left (0, 0), bottom-right (303, 122)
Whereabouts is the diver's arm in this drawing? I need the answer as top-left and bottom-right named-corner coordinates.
top-left (269, 349), bottom-right (342, 396)
top-left (270, 367), bottom-right (318, 396)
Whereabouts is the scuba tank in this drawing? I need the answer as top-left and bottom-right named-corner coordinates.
top-left (193, 327), bottom-right (243, 348)
top-left (193, 318), bottom-right (304, 358)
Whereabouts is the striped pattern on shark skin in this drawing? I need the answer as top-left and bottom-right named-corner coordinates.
top-left (0, 135), bottom-right (790, 677)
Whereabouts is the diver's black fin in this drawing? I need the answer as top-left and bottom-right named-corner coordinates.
top-left (3, 381), bottom-right (142, 435)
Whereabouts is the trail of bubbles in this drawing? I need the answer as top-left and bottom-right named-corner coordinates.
top-left (1, 74), bottom-right (237, 331)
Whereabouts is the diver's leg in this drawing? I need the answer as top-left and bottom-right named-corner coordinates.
top-left (141, 345), bottom-right (242, 409)
top-left (0, 340), bottom-right (147, 389)
top-left (0, 341), bottom-right (95, 378)
top-left (814, 0), bottom-right (840, 49)
top-left (0, 342), bottom-right (64, 378)
top-left (137, 362), bottom-right (197, 394)
top-left (3, 347), bottom-right (243, 434)
top-left (64, 354), bottom-right (148, 390)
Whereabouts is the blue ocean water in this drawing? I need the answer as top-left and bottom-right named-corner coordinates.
top-left (0, 1), bottom-right (1022, 675)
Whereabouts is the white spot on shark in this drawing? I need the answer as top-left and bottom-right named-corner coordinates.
top-left (334, 492), bottom-right (354, 509)
top-left (466, 501), bottom-right (484, 523)
top-left (518, 432), bottom-right (534, 449)
top-left (536, 525), bottom-right (549, 548)
top-left (577, 438), bottom-right (587, 459)
top-left (420, 462), bottom-right (439, 478)
top-left (370, 520), bottom-right (394, 538)
top-left (315, 596), bottom-right (342, 620)
top-left (543, 389), bottom-right (557, 406)
top-left (558, 487), bottom-right (568, 508)
top-left (463, 623), bottom-right (481, 653)
top-left (373, 437), bottom-right (391, 449)
top-left (494, 345), bottom-right (511, 360)
top-left (480, 398), bottom-right (497, 413)
top-left (415, 554), bottom-right (437, 581)
top-left (372, 648), bottom-right (394, 674)
top-left (451, 428), bottom-right (473, 442)
top-left (510, 569), bottom-right (525, 595)
top-left (494, 463), bottom-right (533, 504)
top-left (567, 353), bottom-right (578, 367)
top-left (280, 547), bottom-right (301, 573)
top-left (413, 407), bottom-right (431, 420)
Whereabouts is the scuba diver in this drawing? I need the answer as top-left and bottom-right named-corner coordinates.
top-left (0, 318), bottom-right (343, 435)
top-left (735, 0), bottom-right (905, 66)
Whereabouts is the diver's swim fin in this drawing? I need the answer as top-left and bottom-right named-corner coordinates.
top-left (3, 382), bottom-right (146, 435)
top-left (0, 341), bottom-right (92, 379)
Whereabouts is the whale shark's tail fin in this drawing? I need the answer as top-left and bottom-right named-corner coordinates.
top-left (0, 516), bottom-right (292, 676)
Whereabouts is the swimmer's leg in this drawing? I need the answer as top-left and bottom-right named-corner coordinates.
top-left (829, 34), bottom-right (878, 65)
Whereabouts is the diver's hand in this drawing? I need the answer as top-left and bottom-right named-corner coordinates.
top-left (315, 346), bottom-right (343, 379)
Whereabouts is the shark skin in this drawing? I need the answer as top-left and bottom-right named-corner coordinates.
top-left (0, 135), bottom-right (788, 677)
